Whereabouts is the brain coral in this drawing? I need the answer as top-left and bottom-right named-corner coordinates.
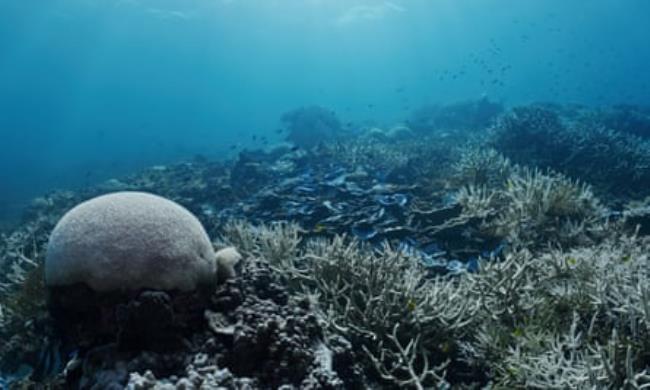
top-left (45, 192), bottom-right (216, 292)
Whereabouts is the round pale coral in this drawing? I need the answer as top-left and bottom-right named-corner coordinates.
top-left (45, 192), bottom-right (216, 292)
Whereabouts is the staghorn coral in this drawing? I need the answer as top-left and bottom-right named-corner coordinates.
top-left (456, 167), bottom-right (606, 247)
top-left (491, 104), bottom-right (650, 200)
top-left (218, 220), bottom-right (650, 388)
top-left (459, 233), bottom-right (650, 388)
top-left (321, 137), bottom-right (411, 175)
top-left (408, 97), bottom-right (504, 134)
top-left (218, 219), bottom-right (302, 271)
top-left (596, 104), bottom-right (650, 139)
top-left (452, 146), bottom-right (513, 188)
top-left (494, 168), bottom-right (605, 246)
top-left (622, 197), bottom-right (650, 236)
top-left (454, 184), bottom-right (500, 220)
top-left (319, 134), bottom-right (461, 193)
top-left (219, 222), bottom-right (480, 388)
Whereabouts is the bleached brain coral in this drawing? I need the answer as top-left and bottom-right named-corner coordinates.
top-left (45, 191), bottom-right (216, 292)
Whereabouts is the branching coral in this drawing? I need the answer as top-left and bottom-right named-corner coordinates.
top-left (320, 135), bottom-right (459, 189)
top-left (456, 166), bottom-right (606, 247)
top-left (408, 98), bottom-right (504, 134)
top-left (321, 138), bottom-right (411, 175)
top-left (0, 237), bottom-right (51, 380)
top-left (219, 222), bottom-right (480, 388)
top-left (0, 232), bottom-right (46, 322)
top-left (495, 168), bottom-right (604, 245)
top-left (453, 146), bottom-right (513, 188)
top-left (491, 105), bottom-right (650, 199)
top-left (458, 233), bottom-right (650, 388)
top-left (218, 220), bottom-right (650, 387)
top-left (302, 240), bottom-right (469, 387)
top-left (218, 219), bottom-right (302, 271)
top-left (454, 184), bottom-right (500, 219)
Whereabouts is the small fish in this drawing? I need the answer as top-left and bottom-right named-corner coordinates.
top-left (252, 134), bottom-right (257, 141)
top-left (229, 144), bottom-right (238, 150)
top-left (512, 328), bottom-right (524, 338)
top-left (622, 255), bottom-right (632, 263)
top-left (275, 128), bottom-right (284, 134)
top-left (406, 298), bottom-right (417, 312)
top-left (313, 223), bottom-right (326, 233)
top-left (567, 257), bottom-right (577, 266)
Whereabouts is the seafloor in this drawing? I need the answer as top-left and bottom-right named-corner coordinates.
top-left (2, 100), bottom-right (650, 389)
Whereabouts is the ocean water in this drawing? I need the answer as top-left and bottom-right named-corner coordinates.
top-left (2, 1), bottom-right (650, 388)
top-left (1, 0), bottom-right (649, 222)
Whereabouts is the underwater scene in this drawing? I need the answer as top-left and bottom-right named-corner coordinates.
top-left (2, 0), bottom-right (650, 388)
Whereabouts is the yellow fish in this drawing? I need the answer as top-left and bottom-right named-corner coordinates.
top-left (313, 223), bottom-right (326, 233)
top-left (512, 328), bottom-right (524, 338)
top-left (406, 298), bottom-right (417, 312)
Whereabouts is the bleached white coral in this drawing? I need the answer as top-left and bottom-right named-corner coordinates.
top-left (453, 146), bottom-right (512, 187)
top-left (218, 219), bottom-right (302, 270)
top-left (456, 166), bottom-right (606, 246)
top-left (45, 192), bottom-right (216, 292)
top-left (218, 220), bottom-right (650, 388)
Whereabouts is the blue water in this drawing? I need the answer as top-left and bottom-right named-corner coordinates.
top-left (1, 0), bottom-right (649, 221)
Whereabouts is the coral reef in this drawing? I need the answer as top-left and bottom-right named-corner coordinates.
top-left (281, 106), bottom-right (344, 149)
top-left (3, 102), bottom-right (650, 388)
top-left (461, 234), bottom-right (650, 388)
top-left (491, 105), bottom-right (650, 200)
top-left (598, 104), bottom-right (650, 139)
top-left (452, 146), bottom-right (513, 188)
top-left (3, 227), bottom-right (355, 388)
top-left (456, 164), bottom-right (607, 247)
top-left (408, 97), bottom-right (503, 134)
